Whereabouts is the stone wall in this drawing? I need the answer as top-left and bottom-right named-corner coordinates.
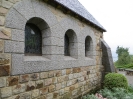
top-left (0, 66), bottom-right (102, 99)
top-left (0, 0), bottom-right (104, 98)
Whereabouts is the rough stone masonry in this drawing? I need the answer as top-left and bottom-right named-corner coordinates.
top-left (0, 0), bottom-right (114, 99)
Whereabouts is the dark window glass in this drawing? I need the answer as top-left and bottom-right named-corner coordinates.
top-left (25, 23), bottom-right (42, 56)
top-left (85, 37), bottom-right (91, 57)
top-left (64, 34), bottom-right (70, 56)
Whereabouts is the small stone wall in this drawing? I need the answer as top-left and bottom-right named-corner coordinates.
top-left (125, 69), bottom-right (133, 76)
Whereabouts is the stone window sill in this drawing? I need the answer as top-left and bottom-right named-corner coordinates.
top-left (24, 56), bottom-right (50, 61)
top-left (64, 56), bottom-right (77, 60)
top-left (85, 57), bottom-right (94, 60)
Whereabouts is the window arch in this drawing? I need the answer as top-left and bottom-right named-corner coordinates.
top-left (25, 17), bottom-right (50, 56)
top-left (85, 36), bottom-right (93, 58)
top-left (64, 29), bottom-right (78, 58)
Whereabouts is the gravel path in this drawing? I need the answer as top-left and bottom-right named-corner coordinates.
top-left (118, 71), bottom-right (133, 86)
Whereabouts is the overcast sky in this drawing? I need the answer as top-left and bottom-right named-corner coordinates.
top-left (78, 0), bottom-right (133, 56)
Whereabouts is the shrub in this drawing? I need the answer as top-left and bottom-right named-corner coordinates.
top-left (128, 85), bottom-right (133, 93)
top-left (82, 94), bottom-right (98, 99)
top-left (103, 73), bottom-right (128, 89)
top-left (82, 88), bottom-right (133, 99)
top-left (99, 87), bottom-right (133, 99)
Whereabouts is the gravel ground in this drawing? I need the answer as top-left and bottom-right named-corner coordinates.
top-left (118, 71), bottom-right (133, 86)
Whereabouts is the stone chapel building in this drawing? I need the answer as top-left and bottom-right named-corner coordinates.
top-left (0, 0), bottom-right (115, 99)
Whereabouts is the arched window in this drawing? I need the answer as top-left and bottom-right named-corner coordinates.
top-left (64, 29), bottom-right (78, 58)
top-left (25, 23), bottom-right (42, 56)
top-left (24, 17), bottom-right (51, 58)
top-left (85, 36), bottom-right (93, 58)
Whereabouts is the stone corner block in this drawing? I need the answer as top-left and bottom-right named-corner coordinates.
top-left (0, 77), bottom-right (6, 88)
top-left (11, 29), bottom-right (24, 41)
top-left (2, 0), bottom-right (14, 9)
top-left (7, 76), bottom-right (19, 86)
top-left (0, 40), bottom-right (4, 52)
top-left (4, 40), bottom-right (24, 53)
top-left (1, 87), bottom-right (12, 98)
top-left (5, 8), bottom-right (26, 30)
top-left (0, 65), bottom-right (10, 77)
top-left (0, 27), bottom-right (11, 39)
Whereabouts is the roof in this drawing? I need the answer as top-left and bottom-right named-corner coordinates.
top-left (54, 0), bottom-right (106, 32)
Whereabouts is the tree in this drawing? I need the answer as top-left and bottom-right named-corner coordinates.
top-left (130, 55), bottom-right (133, 63)
top-left (116, 46), bottom-right (131, 66)
top-left (116, 46), bottom-right (129, 57)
